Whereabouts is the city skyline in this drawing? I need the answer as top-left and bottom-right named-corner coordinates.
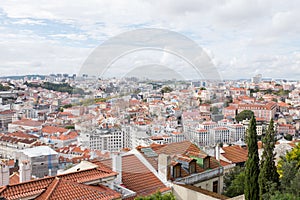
top-left (0, 1), bottom-right (299, 79)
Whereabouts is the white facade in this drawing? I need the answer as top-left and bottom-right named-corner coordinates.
top-left (79, 126), bottom-right (132, 152)
top-left (210, 127), bottom-right (230, 146)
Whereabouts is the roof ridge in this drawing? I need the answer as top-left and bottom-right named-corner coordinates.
top-left (0, 186), bottom-right (7, 194)
top-left (38, 177), bottom-right (60, 200)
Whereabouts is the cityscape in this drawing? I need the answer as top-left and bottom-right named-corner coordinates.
top-left (0, 1), bottom-right (299, 200)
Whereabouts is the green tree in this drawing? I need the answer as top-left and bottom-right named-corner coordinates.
top-left (135, 191), bottom-right (176, 200)
top-left (272, 143), bottom-right (300, 199)
top-left (270, 191), bottom-right (300, 200)
top-left (284, 134), bottom-right (293, 141)
top-left (223, 167), bottom-right (245, 197)
top-left (281, 160), bottom-right (298, 190)
top-left (258, 119), bottom-right (279, 200)
top-left (65, 125), bottom-right (75, 129)
top-left (235, 110), bottom-right (254, 122)
top-left (277, 143), bottom-right (300, 177)
top-left (289, 169), bottom-right (300, 197)
top-left (211, 106), bottom-right (219, 114)
top-left (244, 115), bottom-right (260, 200)
top-left (160, 86), bottom-right (173, 94)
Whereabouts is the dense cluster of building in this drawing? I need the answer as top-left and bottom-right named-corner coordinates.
top-left (0, 74), bottom-right (298, 199)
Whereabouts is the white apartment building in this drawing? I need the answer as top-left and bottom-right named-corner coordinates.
top-left (199, 121), bottom-right (218, 130)
top-left (227, 124), bottom-right (246, 142)
top-left (210, 127), bottom-right (230, 146)
top-left (184, 122), bottom-right (246, 147)
top-left (79, 126), bottom-right (131, 152)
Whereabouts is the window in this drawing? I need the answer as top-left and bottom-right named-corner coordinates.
top-left (213, 181), bottom-right (218, 193)
top-left (173, 165), bottom-right (181, 178)
top-left (189, 161), bottom-right (196, 174)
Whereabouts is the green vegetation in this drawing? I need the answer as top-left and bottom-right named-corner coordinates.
top-left (211, 106), bottom-right (219, 114)
top-left (24, 81), bottom-right (85, 94)
top-left (224, 120), bottom-right (300, 200)
top-left (244, 115), bottom-right (260, 200)
top-left (63, 104), bottom-right (73, 108)
top-left (258, 119), bottom-right (279, 200)
top-left (261, 88), bottom-right (290, 96)
top-left (0, 83), bottom-right (11, 91)
top-left (223, 166), bottom-right (245, 197)
top-left (65, 125), bottom-right (75, 129)
top-left (270, 143), bottom-right (300, 199)
top-left (284, 134), bottom-right (293, 141)
top-left (224, 96), bottom-right (233, 107)
top-left (64, 163), bottom-right (74, 170)
top-left (235, 110), bottom-right (254, 122)
top-left (135, 191), bottom-right (176, 200)
top-left (277, 143), bottom-right (300, 177)
top-left (160, 86), bottom-right (173, 94)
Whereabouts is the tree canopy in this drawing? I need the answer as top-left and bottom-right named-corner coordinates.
top-left (235, 110), bottom-right (254, 122)
top-left (135, 192), bottom-right (176, 200)
top-left (244, 115), bottom-right (260, 200)
top-left (160, 86), bottom-right (173, 94)
top-left (258, 119), bottom-right (279, 200)
top-left (25, 81), bottom-right (85, 94)
top-left (223, 166), bottom-right (245, 197)
top-left (0, 83), bottom-right (11, 91)
top-left (277, 143), bottom-right (300, 177)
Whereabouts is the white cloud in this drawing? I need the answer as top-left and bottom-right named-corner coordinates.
top-left (0, 27), bottom-right (91, 76)
top-left (51, 34), bottom-right (88, 41)
top-left (11, 19), bottom-right (46, 25)
top-left (0, 0), bottom-right (299, 79)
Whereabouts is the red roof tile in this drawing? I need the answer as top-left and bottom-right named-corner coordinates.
top-left (36, 177), bottom-right (120, 200)
top-left (93, 154), bottom-right (170, 197)
top-left (222, 145), bottom-right (248, 164)
top-left (0, 165), bottom-right (117, 200)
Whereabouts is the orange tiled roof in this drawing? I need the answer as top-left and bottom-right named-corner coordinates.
top-left (0, 110), bottom-right (15, 115)
top-left (0, 165), bottom-right (117, 200)
top-left (11, 119), bottom-right (43, 127)
top-left (9, 173), bottom-right (19, 185)
top-left (36, 177), bottom-right (120, 200)
top-left (154, 140), bottom-right (201, 155)
top-left (93, 154), bottom-right (170, 198)
top-left (8, 131), bottom-right (38, 139)
top-left (222, 145), bottom-right (248, 164)
top-left (42, 126), bottom-right (68, 134)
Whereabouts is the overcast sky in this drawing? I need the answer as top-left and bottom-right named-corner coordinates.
top-left (0, 0), bottom-right (299, 79)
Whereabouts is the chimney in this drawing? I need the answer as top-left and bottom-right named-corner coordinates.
top-left (215, 144), bottom-right (220, 161)
top-left (0, 162), bottom-right (9, 186)
top-left (158, 154), bottom-right (171, 182)
top-left (112, 153), bottom-right (122, 185)
top-left (19, 160), bottom-right (31, 182)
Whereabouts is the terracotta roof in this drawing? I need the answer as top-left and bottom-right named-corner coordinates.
top-left (93, 154), bottom-right (170, 197)
top-left (8, 131), bottom-right (38, 139)
top-left (222, 145), bottom-right (248, 164)
top-left (9, 173), bottom-right (19, 185)
top-left (0, 110), bottom-right (15, 115)
top-left (42, 126), bottom-right (68, 134)
top-left (11, 119), bottom-right (43, 127)
top-left (36, 177), bottom-right (120, 200)
top-left (0, 165), bottom-right (117, 200)
top-left (154, 141), bottom-right (201, 155)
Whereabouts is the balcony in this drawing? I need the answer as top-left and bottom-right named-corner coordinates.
top-left (174, 167), bottom-right (224, 185)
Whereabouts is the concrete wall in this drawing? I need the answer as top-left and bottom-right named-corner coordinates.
top-left (194, 175), bottom-right (224, 194)
top-left (172, 184), bottom-right (221, 200)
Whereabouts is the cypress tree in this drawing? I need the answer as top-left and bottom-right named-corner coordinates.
top-left (258, 119), bottom-right (279, 199)
top-left (244, 115), bottom-right (260, 200)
